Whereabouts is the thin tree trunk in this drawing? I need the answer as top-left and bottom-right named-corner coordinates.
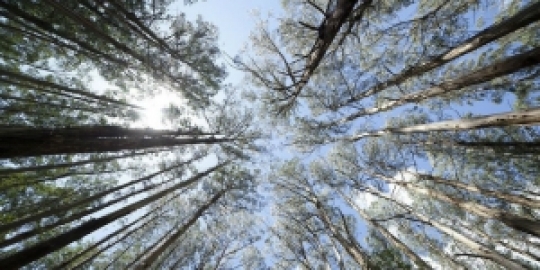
top-left (393, 181), bottom-right (540, 237)
top-left (339, 1), bottom-right (540, 107)
top-left (54, 190), bottom-right (182, 269)
top-left (0, 161), bottom-right (227, 269)
top-left (0, 168), bottom-right (179, 249)
top-left (349, 107), bottom-right (540, 141)
top-left (126, 217), bottom-right (185, 269)
top-left (410, 139), bottom-right (540, 156)
top-left (0, 149), bottom-right (158, 176)
top-left (340, 47), bottom-right (540, 124)
top-left (134, 189), bottom-right (227, 269)
top-left (371, 170), bottom-right (540, 209)
top-left (361, 187), bottom-right (526, 270)
top-left (338, 191), bottom-right (431, 269)
top-left (0, 67), bottom-right (137, 108)
top-left (0, 155), bottom-right (200, 235)
top-left (314, 199), bottom-right (370, 269)
top-left (411, 172), bottom-right (540, 208)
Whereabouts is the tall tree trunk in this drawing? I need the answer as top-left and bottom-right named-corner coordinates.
top-left (361, 187), bottom-right (526, 270)
top-left (393, 181), bottom-right (540, 237)
top-left (0, 161), bottom-right (227, 269)
top-left (0, 67), bottom-right (137, 108)
top-left (339, 1), bottom-right (540, 107)
top-left (371, 170), bottom-right (540, 209)
top-left (340, 47), bottom-right (540, 124)
top-left (292, 0), bottom-right (369, 96)
top-left (0, 155), bottom-right (200, 235)
top-left (338, 190), bottom-right (432, 269)
top-left (0, 166), bottom-right (180, 249)
top-left (0, 125), bottom-right (227, 158)
top-left (349, 107), bottom-right (540, 141)
top-left (0, 149), bottom-right (158, 176)
top-left (54, 190), bottom-right (183, 269)
top-left (134, 189), bottom-right (227, 269)
top-left (409, 139), bottom-right (540, 156)
top-left (314, 199), bottom-right (370, 269)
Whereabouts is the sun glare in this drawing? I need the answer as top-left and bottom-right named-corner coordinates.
top-left (132, 92), bottom-right (184, 130)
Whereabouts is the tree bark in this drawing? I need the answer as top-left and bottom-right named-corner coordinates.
top-left (0, 161), bottom-right (226, 269)
top-left (338, 191), bottom-right (432, 269)
top-left (394, 181), bottom-right (540, 237)
top-left (361, 187), bottom-right (527, 270)
top-left (134, 189), bottom-right (227, 269)
top-left (0, 155), bottom-right (200, 235)
top-left (314, 199), bottom-right (370, 269)
top-left (411, 172), bottom-right (540, 209)
top-left (350, 107), bottom-right (540, 141)
top-left (339, 1), bottom-right (540, 107)
top-left (0, 149), bottom-right (157, 176)
top-left (53, 190), bottom-right (181, 269)
top-left (340, 47), bottom-right (540, 124)
top-left (0, 125), bottom-right (228, 159)
top-left (0, 67), bottom-right (137, 108)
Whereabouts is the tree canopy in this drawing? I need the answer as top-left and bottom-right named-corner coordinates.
top-left (1, 0), bottom-right (540, 269)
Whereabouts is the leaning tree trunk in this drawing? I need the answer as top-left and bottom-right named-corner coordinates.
top-left (408, 171), bottom-right (540, 208)
top-left (393, 181), bottom-right (540, 237)
top-left (54, 190), bottom-right (182, 269)
top-left (338, 191), bottom-right (432, 269)
top-left (361, 187), bottom-right (527, 270)
top-left (0, 167), bottom-right (182, 249)
top-left (369, 170), bottom-right (540, 209)
top-left (314, 198), bottom-right (370, 269)
top-left (0, 162), bottom-right (227, 269)
top-left (350, 107), bottom-right (540, 141)
top-left (339, 47), bottom-right (540, 124)
top-left (339, 1), bottom-right (540, 107)
top-left (0, 155), bottom-right (200, 236)
top-left (0, 148), bottom-right (158, 176)
top-left (134, 189), bottom-right (227, 269)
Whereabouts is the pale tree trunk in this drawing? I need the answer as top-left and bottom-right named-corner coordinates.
top-left (329, 238), bottom-right (346, 270)
top-left (134, 189), bottom-right (227, 269)
top-left (397, 218), bottom-right (465, 269)
top-left (340, 1), bottom-right (540, 106)
top-left (314, 199), bottom-right (370, 269)
top-left (410, 139), bottom-right (540, 156)
top-left (393, 181), bottom-right (540, 237)
top-left (337, 47), bottom-right (540, 124)
top-left (373, 170), bottom-right (540, 209)
top-left (349, 107), bottom-right (540, 141)
top-left (338, 190), bottom-right (432, 269)
top-left (0, 162), bottom-right (227, 269)
top-left (361, 187), bottom-right (527, 270)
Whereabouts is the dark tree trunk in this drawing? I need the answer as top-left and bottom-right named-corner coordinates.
top-left (0, 162), bottom-right (226, 269)
top-left (0, 125), bottom-right (228, 159)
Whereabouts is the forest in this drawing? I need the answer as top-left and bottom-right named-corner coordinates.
top-left (0, 0), bottom-right (539, 269)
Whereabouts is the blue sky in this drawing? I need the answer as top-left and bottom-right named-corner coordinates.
top-left (178, 0), bottom-right (283, 85)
